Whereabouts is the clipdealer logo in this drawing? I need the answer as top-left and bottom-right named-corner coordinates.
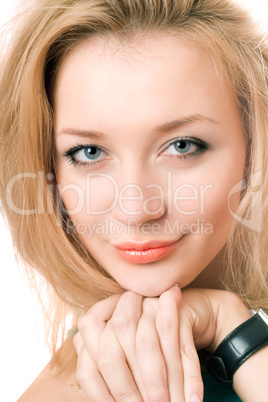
top-left (5, 171), bottom-right (213, 217)
top-left (68, 217), bottom-right (214, 239)
top-left (6, 170), bottom-right (263, 232)
top-left (228, 170), bottom-right (262, 232)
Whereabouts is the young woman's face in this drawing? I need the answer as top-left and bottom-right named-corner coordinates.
top-left (54, 35), bottom-right (246, 296)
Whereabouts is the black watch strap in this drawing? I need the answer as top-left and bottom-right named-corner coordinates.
top-left (206, 309), bottom-right (268, 387)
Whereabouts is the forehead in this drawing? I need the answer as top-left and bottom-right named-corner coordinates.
top-left (53, 33), bottom-right (230, 107)
top-left (53, 34), bottom-right (235, 128)
top-left (57, 33), bottom-right (218, 73)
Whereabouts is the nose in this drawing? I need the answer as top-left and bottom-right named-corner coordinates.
top-left (110, 172), bottom-right (167, 226)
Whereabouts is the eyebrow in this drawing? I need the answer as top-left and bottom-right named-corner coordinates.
top-left (57, 114), bottom-right (219, 138)
top-left (57, 128), bottom-right (106, 139)
top-left (154, 114), bottom-right (219, 133)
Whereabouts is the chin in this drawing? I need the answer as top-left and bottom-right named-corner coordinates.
top-left (124, 282), bottom-right (174, 298)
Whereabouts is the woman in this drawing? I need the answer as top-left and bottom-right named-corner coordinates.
top-left (1, 0), bottom-right (268, 400)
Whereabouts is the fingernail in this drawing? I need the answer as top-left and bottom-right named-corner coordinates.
top-left (189, 392), bottom-right (201, 402)
top-left (170, 283), bottom-right (180, 289)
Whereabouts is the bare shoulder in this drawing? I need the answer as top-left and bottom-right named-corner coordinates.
top-left (18, 361), bottom-right (89, 402)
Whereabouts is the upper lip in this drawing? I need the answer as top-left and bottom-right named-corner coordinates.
top-left (112, 239), bottom-right (182, 251)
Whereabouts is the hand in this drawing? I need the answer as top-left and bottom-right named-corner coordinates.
top-left (73, 287), bottom-right (250, 402)
top-left (73, 287), bottom-right (204, 401)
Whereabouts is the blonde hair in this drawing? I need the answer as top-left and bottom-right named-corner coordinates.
top-left (0, 0), bottom-right (268, 369)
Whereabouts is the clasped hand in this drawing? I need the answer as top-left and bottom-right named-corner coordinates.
top-left (73, 288), bottom-right (249, 401)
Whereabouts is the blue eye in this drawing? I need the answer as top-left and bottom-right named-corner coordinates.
top-left (63, 144), bottom-right (107, 166)
top-left (170, 140), bottom-right (193, 154)
top-left (160, 137), bottom-right (209, 159)
top-left (76, 146), bottom-right (103, 161)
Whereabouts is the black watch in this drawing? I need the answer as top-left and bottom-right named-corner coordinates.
top-left (206, 308), bottom-right (268, 387)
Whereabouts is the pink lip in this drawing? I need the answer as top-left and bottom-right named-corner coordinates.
top-left (113, 239), bottom-right (182, 263)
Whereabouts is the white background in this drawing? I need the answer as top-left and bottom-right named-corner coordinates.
top-left (0, 1), bottom-right (268, 401)
top-left (0, 3), bottom-right (51, 402)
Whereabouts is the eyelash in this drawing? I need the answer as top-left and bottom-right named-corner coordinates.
top-left (159, 136), bottom-right (210, 160)
top-left (63, 137), bottom-right (210, 167)
top-left (63, 144), bottom-right (108, 167)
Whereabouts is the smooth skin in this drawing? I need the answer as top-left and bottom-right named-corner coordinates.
top-left (19, 35), bottom-right (268, 401)
top-left (54, 35), bottom-right (246, 297)
top-left (19, 288), bottom-right (268, 402)
top-left (73, 288), bottom-right (252, 402)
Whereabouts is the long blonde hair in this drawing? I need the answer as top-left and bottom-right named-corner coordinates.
top-left (1, 0), bottom-right (268, 368)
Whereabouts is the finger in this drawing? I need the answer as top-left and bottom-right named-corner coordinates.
top-left (73, 331), bottom-right (83, 355)
top-left (136, 297), bottom-right (170, 402)
top-left (78, 294), bottom-right (120, 361)
top-left (98, 320), bottom-right (143, 402)
top-left (179, 312), bottom-right (204, 402)
top-left (76, 344), bottom-right (115, 402)
top-left (112, 291), bottom-right (147, 399)
top-left (156, 287), bottom-right (185, 401)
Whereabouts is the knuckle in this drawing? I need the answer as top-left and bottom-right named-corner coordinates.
top-left (77, 315), bottom-right (89, 333)
top-left (146, 384), bottom-right (167, 401)
top-left (97, 352), bottom-right (114, 373)
top-left (156, 315), bottom-right (175, 334)
top-left (117, 392), bottom-right (138, 402)
top-left (180, 343), bottom-right (197, 359)
top-left (187, 374), bottom-right (204, 388)
top-left (75, 366), bottom-right (87, 385)
top-left (185, 374), bottom-right (204, 397)
top-left (75, 351), bottom-right (88, 384)
top-left (137, 332), bottom-right (153, 349)
top-left (113, 313), bottom-right (130, 332)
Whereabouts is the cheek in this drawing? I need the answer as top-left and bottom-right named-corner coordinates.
top-left (58, 173), bottom-right (117, 219)
top-left (199, 168), bottom-right (244, 233)
top-left (83, 175), bottom-right (119, 215)
top-left (170, 160), bottom-right (244, 227)
top-left (168, 172), bottom-right (231, 221)
top-left (170, 183), bottom-right (214, 217)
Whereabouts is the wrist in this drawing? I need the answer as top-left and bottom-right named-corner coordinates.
top-left (207, 306), bottom-right (268, 387)
top-left (210, 291), bottom-right (249, 353)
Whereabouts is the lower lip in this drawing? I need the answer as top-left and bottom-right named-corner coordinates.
top-left (115, 242), bottom-right (178, 263)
